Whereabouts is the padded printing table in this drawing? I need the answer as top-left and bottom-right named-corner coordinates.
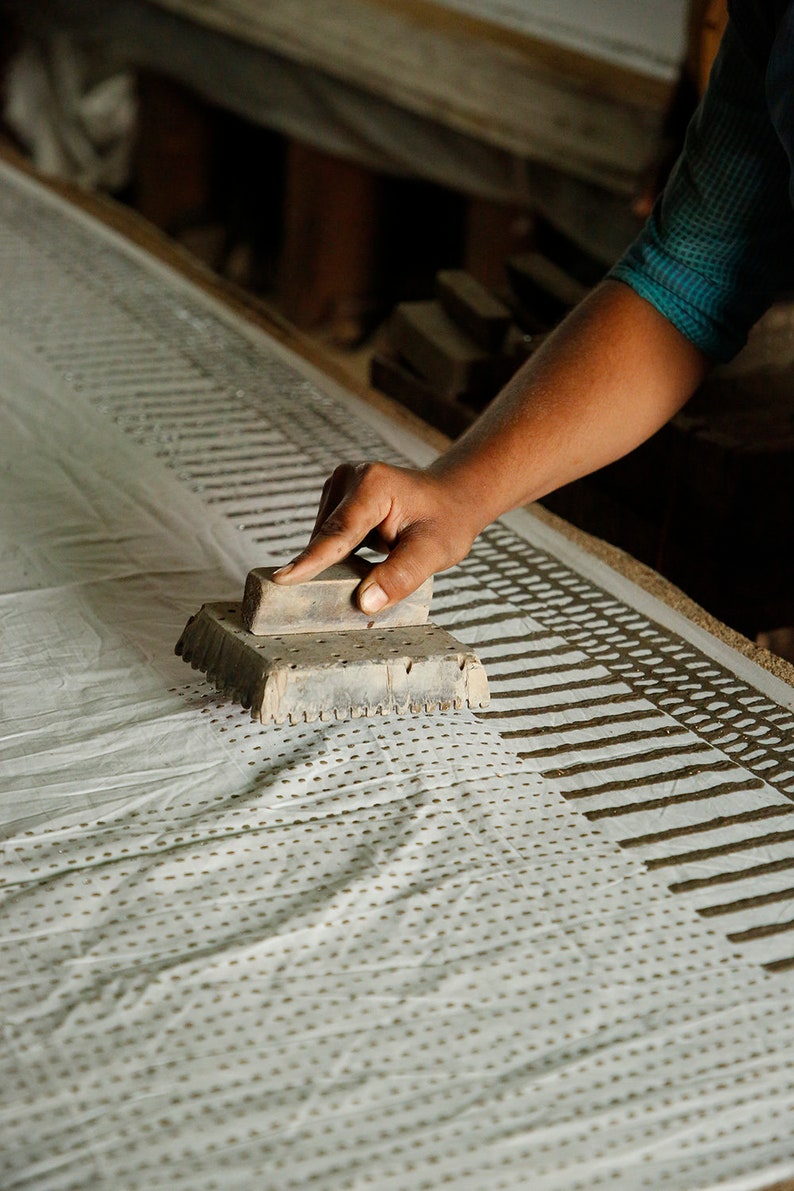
top-left (2, 156), bottom-right (794, 1190)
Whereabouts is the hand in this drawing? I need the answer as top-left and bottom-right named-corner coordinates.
top-left (272, 461), bottom-right (478, 613)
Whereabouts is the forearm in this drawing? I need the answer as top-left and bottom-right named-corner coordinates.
top-left (429, 279), bottom-right (710, 532)
top-left (275, 279), bottom-right (710, 611)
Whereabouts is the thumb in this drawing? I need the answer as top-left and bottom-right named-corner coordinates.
top-left (356, 530), bottom-right (448, 614)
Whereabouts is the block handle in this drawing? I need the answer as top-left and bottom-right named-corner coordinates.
top-left (241, 558), bottom-right (433, 636)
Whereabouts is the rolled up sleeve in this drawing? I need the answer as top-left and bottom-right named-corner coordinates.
top-left (609, 17), bottom-right (794, 362)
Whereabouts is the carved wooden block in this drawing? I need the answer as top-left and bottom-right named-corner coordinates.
top-left (506, 252), bottom-right (588, 326)
top-left (389, 300), bottom-right (493, 398)
top-left (436, 269), bottom-right (511, 351)
top-left (176, 604), bottom-right (489, 724)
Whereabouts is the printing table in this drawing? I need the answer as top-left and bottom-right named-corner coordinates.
top-left (2, 156), bottom-right (794, 1190)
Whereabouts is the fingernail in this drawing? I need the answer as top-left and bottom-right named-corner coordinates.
top-left (359, 582), bottom-right (388, 614)
top-left (272, 563), bottom-right (295, 579)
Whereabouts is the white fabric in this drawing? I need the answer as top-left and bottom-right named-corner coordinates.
top-left (2, 161), bottom-right (794, 1189)
top-left (4, 33), bottom-right (136, 189)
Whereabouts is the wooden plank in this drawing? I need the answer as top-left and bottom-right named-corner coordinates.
top-left (279, 139), bottom-right (379, 338)
top-left (134, 73), bottom-right (215, 233)
top-left (366, 0), bottom-right (678, 104)
top-left (148, 0), bottom-right (671, 193)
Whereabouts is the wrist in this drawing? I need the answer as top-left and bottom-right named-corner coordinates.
top-left (424, 454), bottom-right (502, 541)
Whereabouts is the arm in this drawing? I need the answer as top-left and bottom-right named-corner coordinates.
top-left (276, 14), bottom-right (794, 614)
top-left (275, 280), bottom-right (708, 613)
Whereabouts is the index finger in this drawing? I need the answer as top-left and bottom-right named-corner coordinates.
top-left (272, 487), bottom-right (391, 585)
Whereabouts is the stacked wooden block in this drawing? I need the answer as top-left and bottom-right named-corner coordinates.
top-left (371, 270), bottom-right (534, 437)
top-left (371, 260), bottom-right (589, 437)
top-left (504, 252), bottom-right (588, 330)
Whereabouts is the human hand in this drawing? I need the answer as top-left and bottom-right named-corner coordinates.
top-left (271, 461), bottom-right (478, 613)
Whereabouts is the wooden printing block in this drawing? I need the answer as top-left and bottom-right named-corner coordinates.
top-left (436, 269), bottom-right (512, 351)
top-left (389, 300), bottom-right (494, 398)
top-left (242, 557), bottom-right (433, 635)
top-left (456, 325), bottom-right (536, 413)
top-left (176, 605), bottom-right (490, 724)
top-left (506, 252), bottom-right (588, 326)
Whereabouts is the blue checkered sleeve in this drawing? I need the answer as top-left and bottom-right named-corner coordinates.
top-left (609, 17), bottom-right (794, 361)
